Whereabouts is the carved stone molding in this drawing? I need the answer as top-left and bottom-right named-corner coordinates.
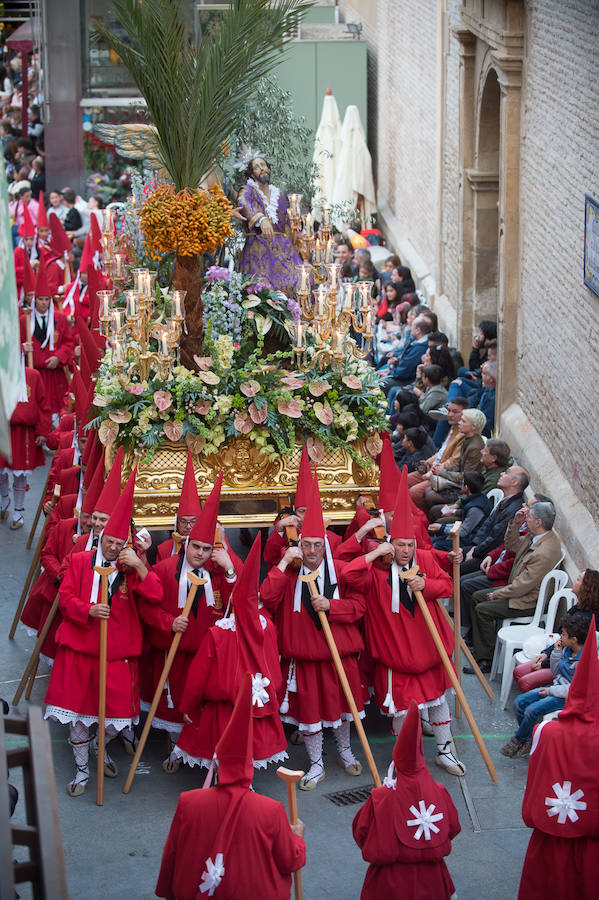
top-left (466, 169), bottom-right (500, 191)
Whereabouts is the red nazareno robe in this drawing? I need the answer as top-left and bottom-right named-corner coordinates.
top-left (342, 551), bottom-right (454, 714)
top-left (260, 561), bottom-right (365, 731)
top-left (45, 550), bottom-right (162, 724)
top-left (353, 777), bottom-right (460, 899)
top-left (137, 553), bottom-right (242, 730)
top-left (19, 309), bottom-right (74, 414)
top-left (155, 787), bottom-right (305, 900)
top-left (174, 615), bottom-right (287, 768)
top-left (0, 367), bottom-right (50, 471)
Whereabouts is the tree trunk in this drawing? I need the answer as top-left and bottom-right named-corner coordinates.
top-left (175, 253), bottom-right (203, 369)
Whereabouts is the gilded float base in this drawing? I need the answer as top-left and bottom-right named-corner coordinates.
top-left (121, 437), bottom-right (380, 528)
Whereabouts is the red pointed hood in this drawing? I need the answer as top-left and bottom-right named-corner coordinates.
top-left (58, 465), bottom-right (80, 496)
top-left (189, 472), bottom-right (223, 544)
top-left (49, 214), bottom-right (72, 256)
top-left (234, 534), bottom-right (276, 718)
top-left (82, 431), bottom-right (102, 486)
top-left (94, 445), bottom-right (124, 515)
top-left (79, 232), bottom-right (93, 273)
top-left (393, 700), bottom-right (426, 776)
top-left (89, 212), bottom-right (103, 258)
top-left (390, 466), bottom-right (415, 541)
top-left (78, 318), bottom-right (103, 373)
top-left (35, 254), bottom-right (52, 298)
top-left (81, 453), bottom-right (106, 515)
top-left (18, 202), bottom-right (36, 237)
top-left (22, 250), bottom-right (36, 294)
top-left (177, 450), bottom-right (202, 519)
top-left (294, 442), bottom-right (313, 509)
top-left (216, 673), bottom-right (254, 788)
top-left (301, 472), bottom-right (325, 539)
top-left (36, 192), bottom-right (49, 229)
top-left (522, 619), bottom-right (599, 837)
top-left (104, 467), bottom-right (136, 541)
top-left (79, 343), bottom-right (93, 389)
top-left (378, 432), bottom-right (400, 512)
top-left (388, 699), bottom-right (458, 850)
top-left (70, 366), bottom-right (89, 425)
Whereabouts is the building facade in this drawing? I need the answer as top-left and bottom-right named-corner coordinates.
top-left (340, 0), bottom-right (599, 570)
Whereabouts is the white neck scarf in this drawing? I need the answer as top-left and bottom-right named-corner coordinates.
top-left (178, 539), bottom-right (215, 610)
top-left (292, 536), bottom-right (339, 613)
top-left (390, 558), bottom-right (415, 614)
top-left (247, 178), bottom-right (281, 225)
top-left (62, 272), bottom-right (80, 314)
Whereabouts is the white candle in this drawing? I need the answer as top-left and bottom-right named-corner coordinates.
top-left (300, 267), bottom-right (308, 291)
top-left (297, 322), bottom-right (303, 348)
top-left (323, 206), bottom-right (330, 227)
top-left (161, 332), bottom-right (169, 357)
top-left (326, 238), bottom-right (334, 263)
top-left (304, 212), bottom-right (312, 235)
top-left (330, 265), bottom-right (338, 290)
top-left (291, 193), bottom-right (297, 216)
top-left (317, 286), bottom-right (327, 317)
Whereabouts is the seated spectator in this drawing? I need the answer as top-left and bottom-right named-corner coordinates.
top-left (354, 246), bottom-right (379, 280)
top-left (88, 195), bottom-right (104, 231)
top-left (477, 360), bottom-right (496, 436)
top-left (414, 364), bottom-right (448, 417)
top-left (61, 188), bottom-right (82, 238)
top-left (30, 156), bottom-right (45, 200)
top-left (460, 466), bottom-right (530, 571)
top-left (422, 409), bottom-right (486, 519)
top-left (376, 280), bottom-right (401, 320)
top-left (468, 320), bottom-right (497, 372)
top-left (357, 258), bottom-right (375, 283)
top-left (408, 397), bottom-right (470, 507)
top-left (500, 612), bottom-right (589, 758)
top-left (390, 265), bottom-right (416, 296)
top-left (429, 471), bottom-right (492, 552)
top-left (392, 411), bottom-right (423, 462)
top-left (400, 426), bottom-right (436, 472)
top-left (464, 500), bottom-right (563, 672)
top-left (0, 117), bottom-right (15, 150)
top-left (383, 315), bottom-right (434, 411)
top-left (378, 253), bottom-right (401, 289)
top-left (438, 438), bottom-right (510, 522)
top-left (47, 189), bottom-right (67, 222)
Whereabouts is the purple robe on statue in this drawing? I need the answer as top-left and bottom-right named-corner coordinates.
top-left (238, 179), bottom-right (303, 296)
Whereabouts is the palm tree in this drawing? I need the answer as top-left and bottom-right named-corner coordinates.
top-left (95, 0), bottom-right (312, 367)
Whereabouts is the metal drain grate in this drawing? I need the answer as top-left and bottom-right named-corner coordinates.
top-left (324, 785), bottom-right (375, 807)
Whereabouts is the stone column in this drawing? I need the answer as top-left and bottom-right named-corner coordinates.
top-left (453, 29), bottom-right (477, 355)
top-left (494, 55), bottom-right (523, 425)
top-left (44, 0), bottom-right (84, 193)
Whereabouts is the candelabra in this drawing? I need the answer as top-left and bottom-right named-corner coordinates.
top-left (293, 267), bottom-right (375, 373)
top-left (99, 268), bottom-right (186, 384)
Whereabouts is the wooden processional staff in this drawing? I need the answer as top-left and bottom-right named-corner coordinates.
top-left (276, 767), bottom-right (305, 900)
top-left (299, 570), bottom-right (382, 788)
top-left (123, 571), bottom-right (207, 794)
top-left (94, 564), bottom-right (116, 807)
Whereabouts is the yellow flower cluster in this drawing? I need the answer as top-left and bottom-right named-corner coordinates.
top-left (140, 184), bottom-right (234, 258)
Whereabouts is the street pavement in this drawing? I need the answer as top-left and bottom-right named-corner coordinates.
top-left (1, 463), bottom-right (532, 899)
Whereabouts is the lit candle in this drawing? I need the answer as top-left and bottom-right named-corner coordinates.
top-left (103, 208), bottom-right (114, 234)
top-left (323, 205), bottom-right (331, 228)
top-left (325, 238), bottom-right (334, 263)
top-left (300, 267), bottom-right (308, 292)
top-left (161, 331), bottom-right (169, 358)
top-left (296, 322), bottom-right (303, 348)
top-left (317, 286), bottom-right (327, 317)
top-left (290, 193), bottom-right (297, 216)
top-left (113, 337), bottom-right (124, 365)
top-left (128, 293), bottom-right (137, 318)
top-left (111, 308), bottom-right (123, 332)
top-left (365, 309), bottom-right (373, 332)
top-left (99, 292), bottom-right (111, 319)
top-left (333, 330), bottom-right (343, 353)
top-left (174, 294), bottom-right (181, 317)
top-left (304, 212), bottom-right (312, 235)
top-left (114, 253), bottom-right (124, 279)
top-left (314, 240), bottom-right (323, 264)
top-left (329, 264), bottom-right (338, 290)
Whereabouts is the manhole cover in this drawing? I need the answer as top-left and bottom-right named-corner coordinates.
top-left (324, 785), bottom-right (375, 807)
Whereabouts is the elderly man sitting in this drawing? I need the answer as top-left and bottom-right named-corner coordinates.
top-left (464, 501), bottom-right (563, 673)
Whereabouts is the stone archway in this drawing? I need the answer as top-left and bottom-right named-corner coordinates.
top-left (454, 2), bottom-right (524, 427)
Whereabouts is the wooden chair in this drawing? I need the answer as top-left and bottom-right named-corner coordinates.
top-left (0, 706), bottom-right (68, 899)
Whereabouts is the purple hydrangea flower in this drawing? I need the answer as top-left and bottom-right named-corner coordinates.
top-left (205, 266), bottom-right (231, 283)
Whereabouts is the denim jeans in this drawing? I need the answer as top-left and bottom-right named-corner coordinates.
top-left (513, 688), bottom-right (565, 741)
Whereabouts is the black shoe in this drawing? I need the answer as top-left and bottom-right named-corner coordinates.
top-left (463, 660), bottom-right (491, 675)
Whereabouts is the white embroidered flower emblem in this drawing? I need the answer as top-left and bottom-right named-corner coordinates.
top-left (251, 673), bottom-right (271, 707)
top-left (199, 853), bottom-right (225, 895)
top-left (406, 800), bottom-right (444, 840)
top-left (545, 781), bottom-right (587, 824)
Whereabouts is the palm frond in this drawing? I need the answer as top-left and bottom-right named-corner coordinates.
top-left (94, 0), bottom-right (314, 190)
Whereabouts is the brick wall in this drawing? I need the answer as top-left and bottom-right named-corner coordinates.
top-left (439, 0), bottom-right (462, 306)
top-left (518, 0), bottom-right (599, 518)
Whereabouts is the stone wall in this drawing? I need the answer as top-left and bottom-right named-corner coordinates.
top-left (518, 0), bottom-right (599, 522)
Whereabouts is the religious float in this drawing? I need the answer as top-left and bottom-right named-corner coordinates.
top-left (89, 1), bottom-right (387, 527)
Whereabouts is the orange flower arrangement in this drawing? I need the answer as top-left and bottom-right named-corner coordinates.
top-left (140, 183), bottom-right (234, 258)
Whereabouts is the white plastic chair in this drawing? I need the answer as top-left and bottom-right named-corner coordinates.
top-left (487, 488), bottom-right (504, 510)
top-left (512, 589), bottom-right (577, 667)
top-left (490, 574), bottom-right (570, 708)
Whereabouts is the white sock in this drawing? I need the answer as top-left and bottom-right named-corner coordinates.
top-left (429, 698), bottom-right (452, 747)
top-left (392, 711), bottom-right (405, 735)
top-left (0, 472), bottom-right (9, 509)
top-left (302, 730), bottom-right (324, 782)
top-left (333, 720), bottom-right (358, 766)
top-left (12, 473), bottom-right (27, 515)
top-left (69, 722), bottom-right (90, 785)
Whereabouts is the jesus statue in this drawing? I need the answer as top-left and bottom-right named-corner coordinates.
top-left (237, 155), bottom-right (303, 296)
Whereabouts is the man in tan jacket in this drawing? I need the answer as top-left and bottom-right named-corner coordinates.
top-left (467, 500), bottom-right (563, 670)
